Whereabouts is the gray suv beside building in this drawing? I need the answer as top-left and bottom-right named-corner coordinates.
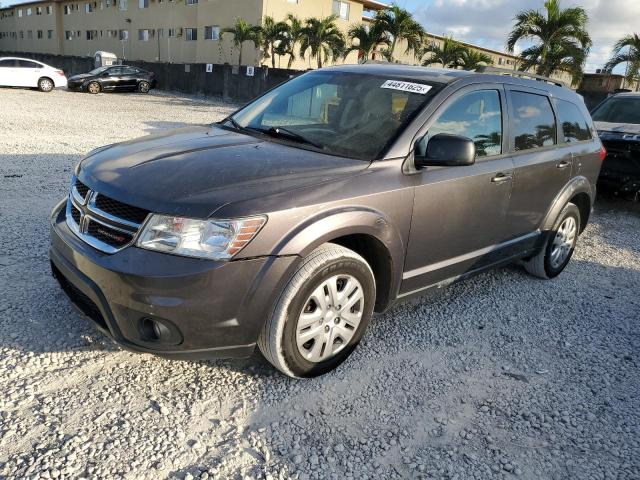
top-left (50, 64), bottom-right (604, 377)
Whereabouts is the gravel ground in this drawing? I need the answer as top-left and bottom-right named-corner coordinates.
top-left (1, 88), bottom-right (639, 480)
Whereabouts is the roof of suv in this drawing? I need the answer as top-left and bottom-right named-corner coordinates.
top-left (323, 63), bottom-right (576, 101)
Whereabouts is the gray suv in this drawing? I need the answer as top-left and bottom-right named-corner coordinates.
top-left (50, 64), bottom-right (603, 377)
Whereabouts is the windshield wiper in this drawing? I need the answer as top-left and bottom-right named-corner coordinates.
top-left (261, 126), bottom-right (325, 150)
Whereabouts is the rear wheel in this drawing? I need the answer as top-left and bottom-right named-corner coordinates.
top-left (258, 244), bottom-right (376, 378)
top-left (38, 77), bottom-right (54, 92)
top-left (138, 81), bottom-right (150, 93)
top-left (87, 81), bottom-right (101, 94)
top-left (524, 203), bottom-right (581, 279)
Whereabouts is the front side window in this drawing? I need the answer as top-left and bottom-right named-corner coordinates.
top-left (555, 99), bottom-right (592, 142)
top-left (510, 91), bottom-right (557, 151)
top-left (591, 96), bottom-right (640, 125)
top-left (428, 90), bottom-right (503, 157)
top-left (231, 71), bottom-right (440, 159)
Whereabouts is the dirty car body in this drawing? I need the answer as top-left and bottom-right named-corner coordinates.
top-left (50, 64), bottom-right (603, 376)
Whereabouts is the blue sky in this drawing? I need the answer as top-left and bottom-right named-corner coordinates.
top-left (2, 0), bottom-right (635, 73)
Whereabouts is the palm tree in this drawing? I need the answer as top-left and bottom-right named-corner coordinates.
top-left (222, 18), bottom-right (262, 69)
top-left (604, 33), bottom-right (640, 91)
top-left (344, 23), bottom-right (389, 62)
top-left (421, 37), bottom-right (467, 68)
top-left (458, 49), bottom-right (494, 70)
top-left (298, 15), bottom-right (345, 69)
top-left (506, 0), bottom-right (591, 84)
top-left (275, 14), bottom-right (303, 69)
top-left (374, 4), bottom-right (425, 62)
top-left (260, 16), bottom-right (289, 69)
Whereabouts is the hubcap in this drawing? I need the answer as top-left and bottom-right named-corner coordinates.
top-left (550, 216), bottom-right (577, 268)
top-left (140, 83), bottom-right (149, 92)
top-left (41, 79), bottom-right (52, 91)
top-left (89, 83), bottom-right (99, 93)
top-left (295, 274), bottom-right (365, 363)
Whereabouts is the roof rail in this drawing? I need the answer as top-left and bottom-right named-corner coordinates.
top-left (475, 66), bottom-right (567, 88)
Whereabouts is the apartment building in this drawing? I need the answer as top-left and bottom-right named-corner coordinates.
top-left (0, 0), bottom-right (568, 83)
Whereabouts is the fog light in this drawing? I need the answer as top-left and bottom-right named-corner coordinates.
top-left (137, 317), bottom-right (183, 346)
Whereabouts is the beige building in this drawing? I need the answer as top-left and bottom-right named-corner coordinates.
top-left (0, 0), bottom-right (570, 84)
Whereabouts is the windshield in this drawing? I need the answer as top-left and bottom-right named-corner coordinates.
top-left (230, 71), bottom-right (441, 159)
top-left (89, 66), bottom-right (110, 75)
top-left (592, 96), bottom-right (640, 124)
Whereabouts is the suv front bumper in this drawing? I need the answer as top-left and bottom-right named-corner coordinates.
top-left (49, 199), bottom-right (297, 359)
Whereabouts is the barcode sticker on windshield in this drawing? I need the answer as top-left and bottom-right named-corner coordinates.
top-left (381, 80), bottom-right (432, 95)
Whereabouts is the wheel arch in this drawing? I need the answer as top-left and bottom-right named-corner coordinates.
top-left (37, 76), bottom-right (54, 88)
top-left (541, 176), bottom-right (594, 234)
top-left (270, 208), bottom-right (405, 312)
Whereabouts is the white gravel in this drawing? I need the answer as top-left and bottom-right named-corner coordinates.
top-left (1, 88), bottom-right (639, 480)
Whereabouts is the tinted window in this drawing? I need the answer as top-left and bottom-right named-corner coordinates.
top-left (510, 91), bottom-right (557, 151)
top-left (591, 96), bottom-right (640, 124)
top-left (428, 90), bottom-right (502, 157)
top-left (555, 99), bottom-right (592, 142)
top-left (108, 67), bottom-right (123, 75)
top-left (0, 59), bottom-right (17, 67)
top-left (17, 60), bottom-right (40, 68)
top-left (121, 67), bottom-right (138, 75)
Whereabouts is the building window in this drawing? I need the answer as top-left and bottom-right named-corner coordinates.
top-left (106, 0), bottom-right (111, 7)
top-left (157, 28), bottom-right (164, 37)
top-left (204, 25), bottom-right (219, 40)
top-left (286, 0), bottom-right (298, 3)
top-left (138, 29), bottom-right (149, 41)
top-left (185, 27), bottom-right (197, 41)
top-left (65, 30), bottom-right (73, 40)
top-left (36, 6), bottom-right (42, 15)
top-left (47, 30), bottom-right (53, 39)
top-left (119, 0), bottom-right (128, 11)
top-left (37, 30), bottom-right (43, 39)
top-left (332, 0), bottom-right (350, 20)
top-left (17, 9), bottom-right (23, 17)
top-left (186, 0), bottom-right (198, 4)
top-left (27, 7), bottom-right (32, 15)
top-left (46, 5), bottom-right (52, 14)
top-left (19, 31), bottom-right (24, 39)
top-left (168, 28), bottom-right (176, 37)
top-left (87, 30), bottom-right (98, 40)
top-left (64, 5), bottom-right (71, 14)
top-left (27, 30), bottom-right (33, 39)
top-left (86, 2), bottom-right (97, 13)
top-left (119, 29), bottom-right (128, 40)
top-left (139, 0), bottom-right (149, 8)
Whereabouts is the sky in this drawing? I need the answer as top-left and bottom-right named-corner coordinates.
top-left (394, 0), bottom-right (637, 74)
top-left (2, 0), bottom-right (636, 74)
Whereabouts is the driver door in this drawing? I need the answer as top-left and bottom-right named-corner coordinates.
top-left (401, 85), bottom-right (516, 295)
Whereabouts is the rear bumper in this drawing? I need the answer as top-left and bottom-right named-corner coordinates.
top-left (55, 77), bottom-right (68, 88)
top-left (49, 199), bottom-right (297, 359)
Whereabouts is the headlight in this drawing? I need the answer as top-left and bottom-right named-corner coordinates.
top-left (136, 215), bottom-right (266, 260)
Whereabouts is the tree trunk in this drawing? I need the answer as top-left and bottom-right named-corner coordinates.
top-left (238, 44), bottom-right (243, 70)
top-left (271, 44), bottom-right (275, 69)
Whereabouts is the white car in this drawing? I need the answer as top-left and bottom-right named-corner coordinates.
top-left (0, 57), bottom-right (67, 92)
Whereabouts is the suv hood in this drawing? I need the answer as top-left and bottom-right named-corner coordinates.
top-left (78, 125), bottom-right (369, 218)
top-left (595, 121), bottom-right (640, 136)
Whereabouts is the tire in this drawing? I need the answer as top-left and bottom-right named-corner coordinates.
top-left (38, 77), bottom-right (54, 92)
top-left (258, 243), bottom-right (376, 378)
top-left (87, 81), bottom-right (101, 94)
top-left (524, 202), bottom-right (581, 279)
top-left (138, 81), bottom-right (150, 93)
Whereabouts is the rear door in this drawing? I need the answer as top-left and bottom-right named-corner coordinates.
top-left (401, 85), bottom-right (516, 295)
top-left (119, 66), bottom-right (140, 90)
top-left (503, 87), bottom-right (570, 237)
top-left (0, 58), bottom-right (19, 86)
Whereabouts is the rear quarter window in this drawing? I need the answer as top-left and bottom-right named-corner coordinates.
top-left (555, 99), bottom-right (592, 142)
top-left (509, 91), bottom-right (557, 151)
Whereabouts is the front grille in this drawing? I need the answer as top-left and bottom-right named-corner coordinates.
top-left (66, 175), bottom-right (148, 254)
top-left (52, 263), bottom-right (109, 331)
top-left (95, 194), bottom-right (150, 225)
top-left (87, 221), bottom-right (134, 248)
top-left (75, 178), bottom-right (90, 199)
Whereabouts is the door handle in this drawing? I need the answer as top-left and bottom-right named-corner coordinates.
top-left (556, 160), bottom-right (570, 169)
top-left (491, 173), bottom-right (512, 183)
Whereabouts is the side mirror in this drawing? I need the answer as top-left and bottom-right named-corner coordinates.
top-left (415, 133), bottom-right (476, 169)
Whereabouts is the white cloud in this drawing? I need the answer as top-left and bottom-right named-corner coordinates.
top-left (414, 0), bottom-right (640, 74)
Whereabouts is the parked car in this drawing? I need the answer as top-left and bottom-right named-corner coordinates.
top-left (50, 65), bottom-right (603, 377)
top-left (67, 65), bottom-right (157, 94)
top-left (591, 92), bottom-right (640, 199)
top-left (0, 57), bottom-right (67, 92)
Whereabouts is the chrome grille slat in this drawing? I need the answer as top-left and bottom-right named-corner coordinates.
top-left (66, 177), bottom-right (150, 254)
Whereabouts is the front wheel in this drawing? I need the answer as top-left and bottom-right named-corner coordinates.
top-left (38, 77), bottom-right (54, 92)
top-left (138, 81), bottom-right (150, 93)
top-left (524, 202), bottom-right (581, 279)
top-left (258, 244), bottom-right (376, 378)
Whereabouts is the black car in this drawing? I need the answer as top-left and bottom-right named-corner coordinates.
top-left (67, 65), bottom-right (157, 94)
top-left (592, 92), bottom-right (640, 199)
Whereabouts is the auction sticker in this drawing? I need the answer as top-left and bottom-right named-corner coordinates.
top-left (381, 80), bottom-right (432, 95)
